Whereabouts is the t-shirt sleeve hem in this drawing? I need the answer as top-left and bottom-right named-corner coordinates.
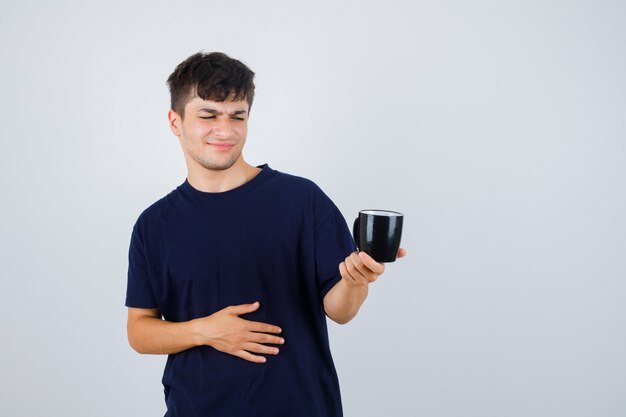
top-left (319, 273), bottom-right (342, 300)
top-left (125, 297), bottom-right (159, 309)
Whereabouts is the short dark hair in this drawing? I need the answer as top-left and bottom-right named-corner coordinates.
top-left (166, 52), bottom-right (255, 119)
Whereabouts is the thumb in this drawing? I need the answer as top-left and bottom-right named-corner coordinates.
top-left (228, 301), bottom-right (260, 316)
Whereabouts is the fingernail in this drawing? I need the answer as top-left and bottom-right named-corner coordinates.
top-left (260, 357), bottom-right (267, 363)
top-left (274, 348), bottom-right (280, 355)
top-left (280, 338), bottom-right (285, 344)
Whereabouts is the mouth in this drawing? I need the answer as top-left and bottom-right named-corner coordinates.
top-left (207, 142), bottom-right (236, 151)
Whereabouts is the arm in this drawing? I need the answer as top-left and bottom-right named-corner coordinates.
top-left (127, 301), bottom-right (284, 363)
top-left (323, 249), bottom-right (407, 324)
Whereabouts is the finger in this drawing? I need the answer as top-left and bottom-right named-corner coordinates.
top-left (248, 332), bottom-right (285, 345)
top-left (236, 350), bottom-right (267, 364)
top-left (357, 251), bottom-right (385, 275)
top-left (243, 342), bottom-right (280, 356)
top-left (339, 261), bottom-right (356, 283)
top-left (227, 301), bottom-right (261, 316)
top-left (345, 255), bottom-right (369, 283)
top-left (246, 320), bottom-right (282, 334)
top-left (397, 248), bottom-right (408, 258)
top-left (349, 252), bottom-right (375, 277)
top-left (349, 252), bottom-right (380, 283)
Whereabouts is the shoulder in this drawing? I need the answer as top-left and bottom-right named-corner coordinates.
top-left (131, 187), bottom-right (181, 232)
top-left (269, 168), bottom-right (333, 202)
top-left (269, 168), bottom-right (324, 194)
top-left (269, 168), bottom-right (339, 216)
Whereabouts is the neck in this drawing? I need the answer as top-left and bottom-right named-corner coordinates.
top-left (186, 159), bottom-right (261, 193)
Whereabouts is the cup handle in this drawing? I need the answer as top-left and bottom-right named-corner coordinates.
top-left (352, 217), bottom-right (360, 250)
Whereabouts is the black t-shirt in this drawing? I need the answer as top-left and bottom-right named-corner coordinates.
top-left (126, 164), bottom-right (356, 416)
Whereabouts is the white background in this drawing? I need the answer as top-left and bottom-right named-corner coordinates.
top-left (1, 1), bottom-right (625, 416)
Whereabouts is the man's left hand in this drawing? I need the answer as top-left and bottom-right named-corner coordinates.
top-left (339, 248), bottom-right (407, 287)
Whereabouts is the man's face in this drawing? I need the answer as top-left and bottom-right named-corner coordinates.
top-left (169, 96), bottom-right (249, 172)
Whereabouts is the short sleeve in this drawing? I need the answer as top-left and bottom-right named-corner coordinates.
top-left (314, 192), bottom-right (357, 299)
top-left (125, 218), bottom-right (158, 309)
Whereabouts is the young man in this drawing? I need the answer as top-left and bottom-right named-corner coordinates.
top-left (126, 52), bottom-right (406, 416)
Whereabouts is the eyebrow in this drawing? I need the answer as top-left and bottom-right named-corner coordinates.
top-left (197, 108), bottom-right (247, 116)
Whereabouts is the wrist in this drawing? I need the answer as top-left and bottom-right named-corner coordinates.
top-left (341, 275), bottom-right (369, 294)
top-left (189, 317), bottom-right (210, 347)
top-left (324, 278), bottom-right (369, 324)
top-left (337, 277), bottom-right (369, 307)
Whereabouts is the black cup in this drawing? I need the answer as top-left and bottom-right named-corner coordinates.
top-left (353, 210), bottom-right (404, 263)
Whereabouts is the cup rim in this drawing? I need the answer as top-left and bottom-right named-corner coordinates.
top-left (359, 209), bottom-right (403, 216)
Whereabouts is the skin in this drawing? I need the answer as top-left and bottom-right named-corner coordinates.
top-left (127, 95), bottom-right (407, 363)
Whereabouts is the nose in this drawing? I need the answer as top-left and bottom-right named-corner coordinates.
top-left (211, 118), bottom-right (232, 139)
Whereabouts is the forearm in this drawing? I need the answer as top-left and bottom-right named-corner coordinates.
top-left (323, 278), bottom-right (369, 325)
top-left (128, 316), bottom-right (203, 355)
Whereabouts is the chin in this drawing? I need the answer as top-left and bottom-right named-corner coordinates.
top-left (201, 158), bottom-right (240, 171)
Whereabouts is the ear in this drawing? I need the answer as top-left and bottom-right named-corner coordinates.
top-left (168, 109), bottom-right (182, 137)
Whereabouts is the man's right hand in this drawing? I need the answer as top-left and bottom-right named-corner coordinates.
top-left (193, 301), bottom-right (284, 363)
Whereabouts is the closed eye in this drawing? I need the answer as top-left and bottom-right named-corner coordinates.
top-left (199, 116), bottom-right (216, 119)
